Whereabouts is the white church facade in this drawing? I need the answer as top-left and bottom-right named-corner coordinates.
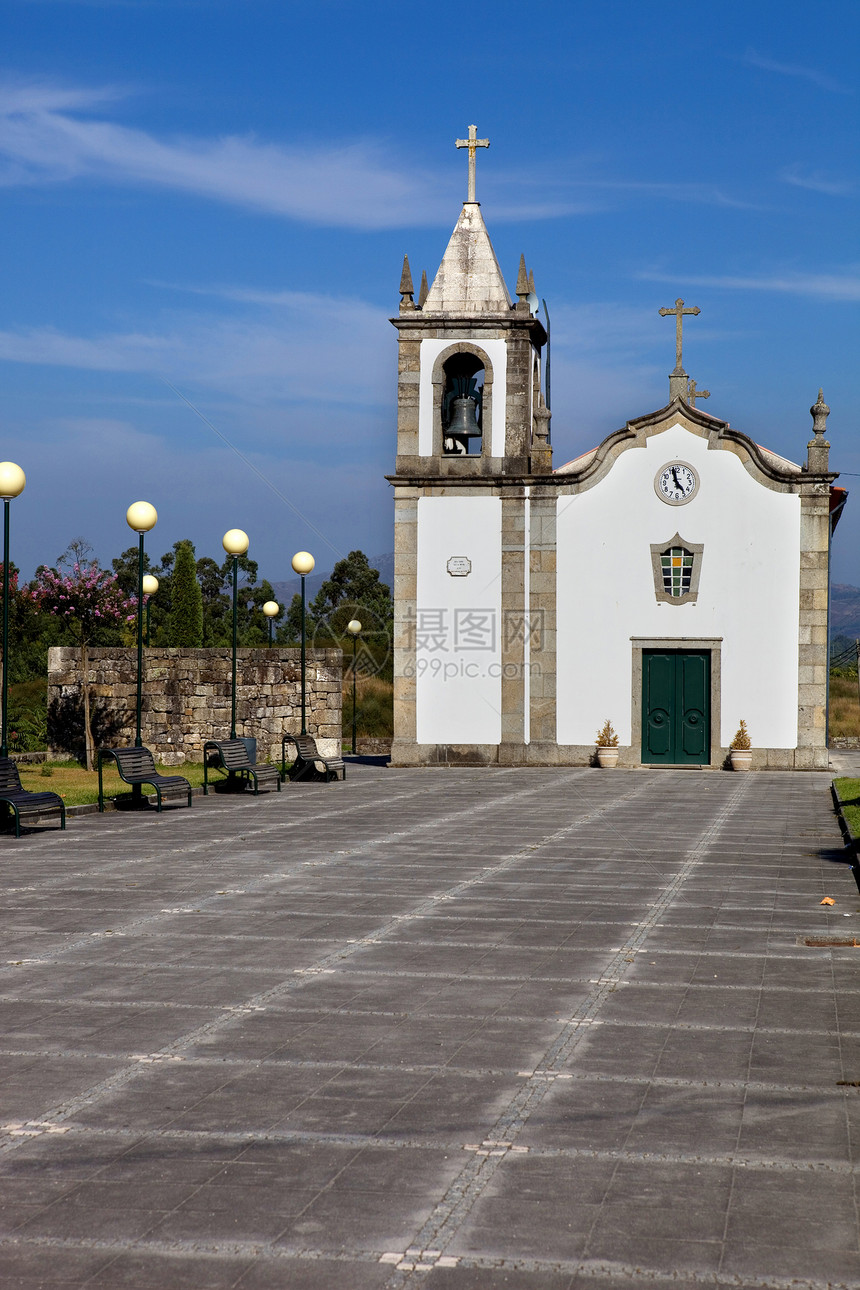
top-left (389, 132), bottom-right (844, 771)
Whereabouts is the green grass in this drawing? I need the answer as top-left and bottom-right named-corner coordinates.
top-left (17, 760), bottom-right (209, 807)
top-left (835, 778), bottom-right (860, 838)
top-left (341, 674), bottom-right (393, 740)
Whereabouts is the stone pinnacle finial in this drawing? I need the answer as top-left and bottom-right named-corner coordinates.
top-left (811, 388), bottom-right (830, 436)
top-left (515, 254), bottom-right (529, 312)
top-left (418, 270), bottom-right (429, 308)
top-left (531, 393), bottom-right (552, 473)
top-left (528, 269), bottom-right (536, 296)
top-left (806, 388), bottom-right (831, 473)
top-left (399, 255), bottom-right (415, 310)
top-left (516, 255), bottom-right (528, 296)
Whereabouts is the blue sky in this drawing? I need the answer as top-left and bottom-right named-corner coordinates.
top-left (1, 0), bottom-right (858, 584)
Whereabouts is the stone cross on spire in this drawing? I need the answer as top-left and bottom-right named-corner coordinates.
top-left (456, 124), bottom-right (489, 203)
top-left (659, 298), bottom-right (701, 399)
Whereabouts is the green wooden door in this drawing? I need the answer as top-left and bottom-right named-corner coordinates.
top-left (642, 651), bottom-right (710, 765)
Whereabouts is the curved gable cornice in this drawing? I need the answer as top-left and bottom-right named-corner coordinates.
top-left (555, 397), bottom-right (818, 494)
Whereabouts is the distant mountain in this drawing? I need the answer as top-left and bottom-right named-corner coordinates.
top-left (271, 553), bottom-right (394, 609)
top-left (830, 584), bottom-right (860, 639)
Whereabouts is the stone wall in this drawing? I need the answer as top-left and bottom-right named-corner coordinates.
top-left (47, 646), bottom-right (342, 766)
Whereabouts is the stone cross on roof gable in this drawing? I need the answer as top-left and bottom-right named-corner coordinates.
top-left (456, 124), bottom-right (489, 203)
top-left (659, 298), bottom-right (701, 376)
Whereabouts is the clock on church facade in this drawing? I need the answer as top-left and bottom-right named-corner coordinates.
top-left (387, 130), bottom-right (844, 771)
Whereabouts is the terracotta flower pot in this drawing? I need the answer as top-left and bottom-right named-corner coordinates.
top-left (596, 747), bottom-right (619, 768)
top-left (729, 749), bottom-right (752, 771)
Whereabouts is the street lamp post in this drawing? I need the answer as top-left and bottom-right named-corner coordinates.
top-left (223, 529), bottom-right (250, 740)
top-left (291, 552), bottom-right (315, 735)
top-left (346, 619), bottom-right (361, 754)
top-left (142, 574), bottom-right (159, 646)
top-left (126, 503), bottom-right (158, 761)
top-left (263, 600), bottom-right (280, 646)
top-left (0, 463), bottom-right (26, 759)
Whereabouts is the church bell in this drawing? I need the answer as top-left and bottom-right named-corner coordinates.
top-left (444, 395), bottom-right (481, 454)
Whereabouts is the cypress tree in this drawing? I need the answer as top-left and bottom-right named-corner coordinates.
top-left (168, 540), bottom-right (203, 646)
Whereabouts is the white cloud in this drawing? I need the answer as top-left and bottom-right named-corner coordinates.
top-left (780, 164), bottom-right (854, 196)
top-left (0, 80), bottom-right (579, 228)
top-left (638, 268), bottom-right (860, 303)
top-left (743, 48), bottom-right (852, 95)
top-left (0, 81), bottom-right (456, 227)
top-left (549, 302), bottom-right (668, 358)
top-left (0, 289), bottom-right (394, 407)
top-left (0, 79), bottom-right (760, 228)
top-left (572, 178), bottom-right (760, 211)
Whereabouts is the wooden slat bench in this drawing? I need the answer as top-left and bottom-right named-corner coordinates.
top-left (281, 733), bottom-right (346, 783)
top-left (97, 747), bottom-right (193, 813)
top-left (0, 757), bottom-right (66, 837)
top-left (203, 739), bottom-right (281, 795)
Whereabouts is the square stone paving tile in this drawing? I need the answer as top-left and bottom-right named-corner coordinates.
top-left (449, 1194), bottom-right (595, 1261)
top-left (235, 1260), bottom-right (392, 1289)
top-left (84, 1252), bottom-right (256, 1289)
top-left (271, 1188), bottom-right (440, 1251)
top-left (652, 1025), bottom-right (755, 1080)
top-left (424, 1270), bottom-right (573, 1290)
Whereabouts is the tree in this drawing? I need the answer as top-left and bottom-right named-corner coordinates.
top-left (281, 551), bottom-right (392, 679)
top-left (25, 544), bottom-right (135, 769)
top-left (169, 540), bottom-right (203, 646)
top-left (308, 550), bottom-right (393, 633)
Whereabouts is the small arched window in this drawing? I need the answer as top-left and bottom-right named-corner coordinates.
top-left (650, 534), bottom-right (704, 605)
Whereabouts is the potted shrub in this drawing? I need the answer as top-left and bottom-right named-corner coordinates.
top-left (729, 720), bottom-right (752, 771)
top-left (595, 720), bottom-right (620, 768)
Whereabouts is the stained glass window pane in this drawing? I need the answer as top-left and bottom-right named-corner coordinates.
top-left (660, 547), bottom-right (693, 597)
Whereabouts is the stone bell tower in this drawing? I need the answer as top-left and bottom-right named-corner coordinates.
top-left (389, 127), bottom-right (553, 765)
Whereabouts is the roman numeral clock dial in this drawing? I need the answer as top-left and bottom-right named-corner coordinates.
top-left (655, 461), bottom-right (699, 505)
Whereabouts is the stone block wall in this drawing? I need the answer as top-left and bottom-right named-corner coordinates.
top-left (47, 646), bottom-right (342, 766)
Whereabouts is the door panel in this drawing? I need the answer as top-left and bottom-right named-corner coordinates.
top-left (643, 651), bottom-right (710, 764)
top-left (645, 653), bottom-right (673, 758)
top-left (679, 653), bottom-right (708, 760)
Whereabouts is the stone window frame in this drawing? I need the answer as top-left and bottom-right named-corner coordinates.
top-left (431, 343), bottom-right (495, 459)
top-left (650, 532), bottom-right (704, 606)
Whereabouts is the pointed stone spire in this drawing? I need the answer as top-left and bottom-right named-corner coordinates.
top-left (418, 270), bottom-right (429, 308)
top-left (515, 254), bottom-right (529, 312)
top-left (399, 255), bottom-right (415, 311)
top-left (806, 388), bottom-right (831, 472)
top-left (422, 204), bottom-right (512, 315)
top-left (528, 269), bottom-right (536, 295)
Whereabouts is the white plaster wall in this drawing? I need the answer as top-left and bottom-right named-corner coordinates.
top-left (416, 496), bottom-right (502, 745)
top-left (556, 424), bottom-right (801, 749)
top-left (418, 338), bottom-right (508, 457)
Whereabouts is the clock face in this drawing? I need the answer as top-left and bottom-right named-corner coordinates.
top-left (655, 461), bottom-right (699, 505)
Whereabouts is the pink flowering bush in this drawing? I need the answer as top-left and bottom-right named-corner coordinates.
top-left (25, 564), bottom-right (136, 636)
top-left (25, 563), bottom-right (136, 768)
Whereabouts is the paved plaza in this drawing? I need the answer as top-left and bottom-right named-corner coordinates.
top-left (1, 764), bottom-right (859, 1289)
